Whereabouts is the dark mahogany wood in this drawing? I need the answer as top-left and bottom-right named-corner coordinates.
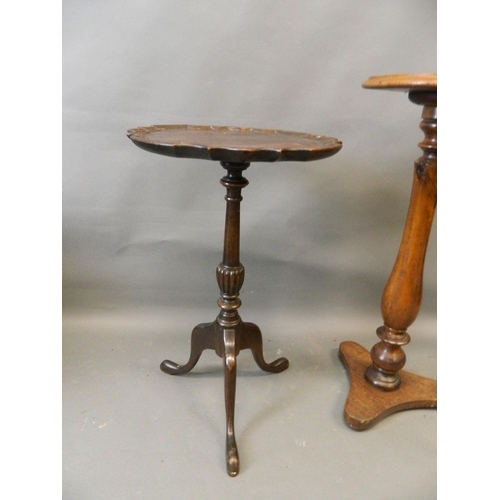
top-left (127, 124), bottom-right (342, 163)
top-left (339, 74), bottom-right (437, 430)
top-left (127, 125), bottom-right (342, 475)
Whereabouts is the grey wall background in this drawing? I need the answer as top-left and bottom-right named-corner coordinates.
top-left (63, 0), bottom-right (436, 317)
top-left (63, 1), bottom-right (436, 498)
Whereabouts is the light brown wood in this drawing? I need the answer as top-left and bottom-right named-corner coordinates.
top-left (339, 341), bottom-right (436, 430)
top-left (366, 99), bottom-right (436, 390)
top-left (339, 73), bottom-right (437, 429)
top-left (362, 73), bottom-right (436, 92)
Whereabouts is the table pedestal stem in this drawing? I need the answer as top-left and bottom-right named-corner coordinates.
top-left (160, 162), bottom-right (289, 476)
top-left (339, 91), bottom-right (437, 430)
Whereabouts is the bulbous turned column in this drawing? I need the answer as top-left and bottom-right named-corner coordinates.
top-left (339, 74), bottom-right (437, 430)
top-left (366, 94), bottom-right (437, 390)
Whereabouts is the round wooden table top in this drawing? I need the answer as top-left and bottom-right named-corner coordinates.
top-left (362, 73), bottom-right (437, 92)
top-left (127, 125), bottom-right (342, 163)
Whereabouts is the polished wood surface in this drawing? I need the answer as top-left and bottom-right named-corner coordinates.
top-left (127, 124), bottom-right (342, 163)
top-left (366, 94), bottom-right (436, 390)
top-left (340, 74), bottom-right (437, 429)
top-left (362, 73), bottom-right (436, 91)
top-left (339, 341), bottom-right (436, 430)
top-left (128, 126), bottom-right (342, 475)
top-left (160, 162), bottom-right (289, 477)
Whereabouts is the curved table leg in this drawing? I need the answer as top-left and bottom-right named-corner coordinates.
top-left (242, 322), bottom-right (289, 373)
top-left (160, 319), bottom-right (287, 476)
top-left (223, 328), bottom-right (239, 477)
top-left (160, 322), bottom-right (216, 375)
top-left (159, 163), bottom-right (289, 475)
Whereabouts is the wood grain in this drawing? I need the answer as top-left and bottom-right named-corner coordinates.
top-left (362, 73), bottom-right (436, 92)
top-left (339, 341), bottom-right (436, 430)
top-left (339, 74), bottom-right (437, 430)
top-left (127, 124), bottom-right (342, 163)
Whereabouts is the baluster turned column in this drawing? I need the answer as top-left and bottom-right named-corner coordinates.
top-left (215, 162), bottom-right (248, 333)
top-left (366, 93), bottom-right (437, 390)
top-left (339, 74), bottom-right (437, 430)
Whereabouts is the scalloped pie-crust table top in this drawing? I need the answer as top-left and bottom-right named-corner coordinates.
top-left (127, 124), bottom-right (342, 163)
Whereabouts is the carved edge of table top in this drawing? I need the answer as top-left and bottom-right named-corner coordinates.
top-left (363, 73), bottom-right (437, 92)
top-left (126, 124), bottom-right (343, 163)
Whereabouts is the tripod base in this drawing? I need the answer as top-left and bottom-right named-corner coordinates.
top-left (161, 318), bottom-right (288, 476)
top-left (338, 341), bottom-right (436, 431)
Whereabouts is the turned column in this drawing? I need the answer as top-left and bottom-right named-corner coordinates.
top-left (365, 91), bottom-right (437, 390)
top-left (215, 162), bottom-right (249, 335)
top-left (216, 162), bottom-right (249, 477)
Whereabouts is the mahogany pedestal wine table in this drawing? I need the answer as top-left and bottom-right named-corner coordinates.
top-left (339, 74), bottom-right (437, 430)
top-left (127, 125), bottom-right (342, 475)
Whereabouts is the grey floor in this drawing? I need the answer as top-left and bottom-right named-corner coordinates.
top-left (63, 301), bottom-right (436, 499)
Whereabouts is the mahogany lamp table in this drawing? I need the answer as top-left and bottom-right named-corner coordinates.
top-left (127, 125), bottom-right (342, 475)
top-left (339, 74), bottom-right (437, 430)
